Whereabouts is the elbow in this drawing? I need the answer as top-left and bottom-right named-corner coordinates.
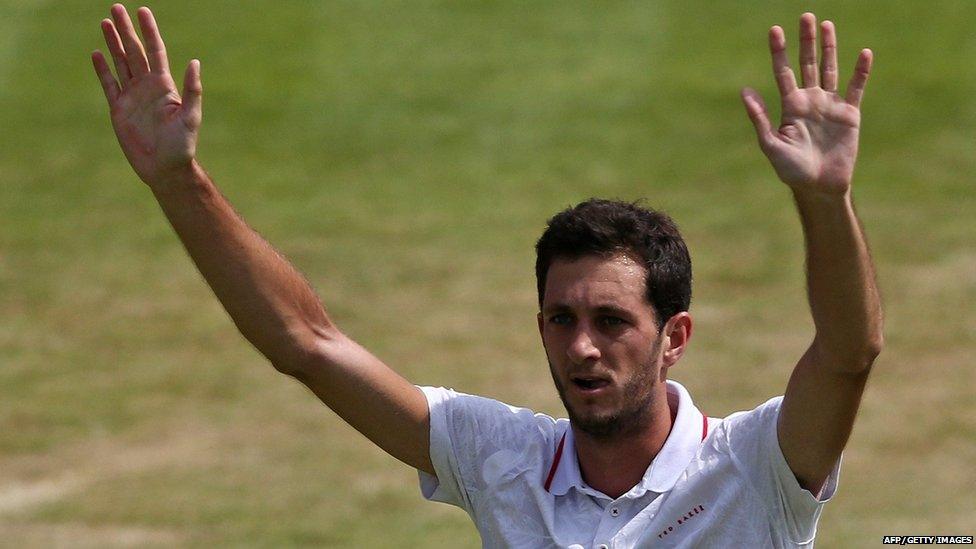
top-left (849, 334), bottom-right (883, 374)
top-left (268, 322), bottom-right (343, 379)
top-left (814, 331), bottom-right (884, 375)
top-left (860, 315), bottom-right (886, 369)
top-left (865, 332), bottom-right (884, 364)
top-left (269, 348), bottom-right (313, 380)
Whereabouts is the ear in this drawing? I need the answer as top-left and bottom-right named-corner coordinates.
top-left (661, 312), bottom-right (693, 370)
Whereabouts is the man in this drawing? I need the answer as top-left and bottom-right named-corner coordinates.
top-left (92, 5), bottom-right (882, 547)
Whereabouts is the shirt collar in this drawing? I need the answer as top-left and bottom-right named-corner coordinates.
top-left (547, 380), bottom-right (705, 499)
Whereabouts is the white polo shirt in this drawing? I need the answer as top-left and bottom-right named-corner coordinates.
top-left (418, 380), bottom-right (839, 548)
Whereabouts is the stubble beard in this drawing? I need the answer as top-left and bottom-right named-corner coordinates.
top-left (550, 361), bottom-right (658, 441)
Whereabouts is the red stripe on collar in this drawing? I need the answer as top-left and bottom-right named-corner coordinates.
top-left (546, 414), bottom-right (708, 493)
top-left (544, 433), bottom-right (567, 492)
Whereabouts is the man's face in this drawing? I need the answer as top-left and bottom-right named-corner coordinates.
top-left (538, 253), bottom-right (667, 439)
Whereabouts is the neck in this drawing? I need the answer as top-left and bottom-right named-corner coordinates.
top-left (573, 388), bottom-right (676, 499)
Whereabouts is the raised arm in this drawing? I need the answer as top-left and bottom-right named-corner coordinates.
top-left (92, 4), bottom-right (432, 474)
top-left (740, 13), bottom-right (883, 492)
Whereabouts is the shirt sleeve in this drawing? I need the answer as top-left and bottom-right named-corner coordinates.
top-left (721, 396), bottom-right (841, 546)
top-left (416, 386), bottom-right (555, 515)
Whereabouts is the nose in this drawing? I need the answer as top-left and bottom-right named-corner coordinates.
top-left (567, 326), bottom-right (601, 364)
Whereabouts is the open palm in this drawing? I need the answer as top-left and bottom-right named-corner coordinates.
top-left (742, 14), bottom-right (872, 195)
top-left (92, 4), bottom-right (201, 186)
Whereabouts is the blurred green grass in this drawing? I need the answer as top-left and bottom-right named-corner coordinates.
top-left (1, 0), bottom-right (973, 546)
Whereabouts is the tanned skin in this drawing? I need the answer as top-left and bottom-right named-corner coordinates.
top-left (93, 7), bottom-right (881, 498)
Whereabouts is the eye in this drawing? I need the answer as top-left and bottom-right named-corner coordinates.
top-left (599, 316), bottom-right (626, 327)
top-left (549, 313), bottom-right (572, 325)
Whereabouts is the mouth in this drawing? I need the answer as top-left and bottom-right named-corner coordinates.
top-left (570, 375), bottom-right (611, 394)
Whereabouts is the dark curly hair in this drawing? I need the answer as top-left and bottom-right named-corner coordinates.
top-left (535, 198), bottom-right (692, 330)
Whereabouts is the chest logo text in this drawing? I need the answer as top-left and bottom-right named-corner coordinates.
top-left (657, 505), bottom-right (706, 540)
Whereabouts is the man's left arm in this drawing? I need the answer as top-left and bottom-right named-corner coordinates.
top-left (741, 13), bottom-right (883, 494)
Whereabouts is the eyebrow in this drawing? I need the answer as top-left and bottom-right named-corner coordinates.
top-left (542, 303), bottom-right (634, 317)
top-left (594, 305), bottom-right (631, 316)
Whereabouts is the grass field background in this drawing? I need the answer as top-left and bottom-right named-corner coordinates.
top-left (1, 0), bottom-right (974, 546)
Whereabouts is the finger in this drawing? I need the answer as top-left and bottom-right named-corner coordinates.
top-left (91, 51), bottom-right (121, 104)
top-left (110, 3), bottom-right (150, 77)
top-left (137, 7), bottom-right (170, 73)
top-left (798, 13), bottom-right (818, 88)
top-left (181, 59), bottom-right (203, 128)
top-left (100, 19), bottom-right (132, 84)
top-left (769, 26), bottom-right (798, 96)
top-left (845, 49), bottom-right (872, 108)
top-left (820, 20), bottom-right (839, 92)
top-left (741, 87), bottom-right (776, 151)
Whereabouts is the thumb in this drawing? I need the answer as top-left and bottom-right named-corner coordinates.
top-left (181, 59), bottom-right (203, 128)
top-left (740, 87), bottom-right (774, 151)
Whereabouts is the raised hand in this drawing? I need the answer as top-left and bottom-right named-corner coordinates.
top-left (92, 4), bottom-right (201, 186)
top-left (742, 13), bottom-right (872, 195)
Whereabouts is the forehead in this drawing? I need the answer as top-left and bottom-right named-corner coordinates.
top-left (543, 253), bottom-right (649, 310)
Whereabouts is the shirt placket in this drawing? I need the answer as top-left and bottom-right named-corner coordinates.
top-left (592, 498), bottom-right (628, 549)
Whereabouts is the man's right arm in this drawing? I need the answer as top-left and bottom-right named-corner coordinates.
top-left (153, 162), bottom-right (434, 474)
top-left (92, 4), bottom-right (433, 474)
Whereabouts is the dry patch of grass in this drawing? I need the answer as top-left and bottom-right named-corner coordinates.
top-left (0, 521), bottom-right (184, 548)
top-left (0, 418), bottom-right (219, 516)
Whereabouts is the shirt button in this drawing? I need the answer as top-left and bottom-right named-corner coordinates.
top-left (597, 545), bottom-right (609, 549)
top-left (609, 507), bottom-right (620, 517)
